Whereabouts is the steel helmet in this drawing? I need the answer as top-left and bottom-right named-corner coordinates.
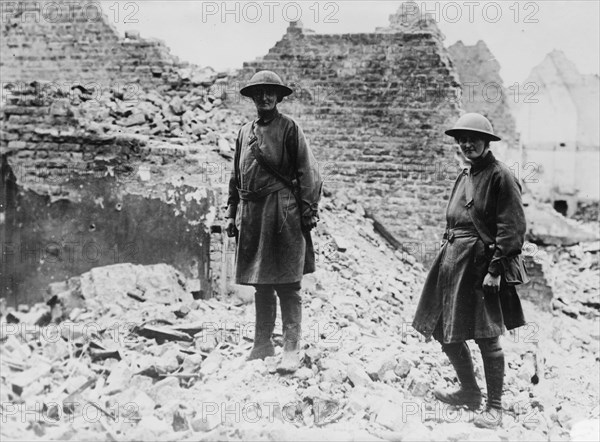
top-left (240, 70), bottom-right (293, 98)
top-left (445, 113), bottom-right (501, 141)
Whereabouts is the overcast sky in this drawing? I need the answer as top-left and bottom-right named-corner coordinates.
top-left (105, 1), bottom-right (599, 85)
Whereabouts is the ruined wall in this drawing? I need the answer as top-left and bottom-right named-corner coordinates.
top-left (1, 0), bottom-right (181, 92)
top-left (230, 11), bottom-right (462, 258)
top-left (512, 50), bottom-right (600, 207)
top-left (0, 1), bottom-right (239, 305)
top-left (448, 43), bottom-right (600, 210)
top-left (0, 84), bottom-right (217, 305)
top-left (447, 40), bottom-right (519, 157)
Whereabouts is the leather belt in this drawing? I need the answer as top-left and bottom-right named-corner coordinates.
top-left (443, 226), bottom-right (479, 243)
top-left (237, 181), bottom-right (287, 201)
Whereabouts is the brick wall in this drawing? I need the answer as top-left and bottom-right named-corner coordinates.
top-left (1, 0), bottom-right (558, 308)
top-left (229, 14), bottom-right (463, 258)
top-left (1, 83), bottom-right (143, 197)
top-left (1, 0), bottom-right (182, 93)
top-left (0, 1), bottom-right (233, 304)
top-left (0, 84), bottom-right (215, 305)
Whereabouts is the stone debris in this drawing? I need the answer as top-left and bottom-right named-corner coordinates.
top-left (69, 75), bottom-right (241, 159)
top-left (573, 202), bottom-right (599, 224)
top-left (1, 200), bottom-right (598, 441)
top-left (524, 196), bottom-right (599, 246)
top-left (542, 242), bottom-right (600, 319)
top-left (2, 69), bottom-right (242, 166)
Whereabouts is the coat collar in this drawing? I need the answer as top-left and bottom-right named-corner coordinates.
top-left (465, 151), bottom-right (496, 176)
top-left (255, 108), bottom-right (280, 126)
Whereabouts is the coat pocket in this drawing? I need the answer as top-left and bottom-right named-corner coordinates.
top-left (502, 255), bottom-right (530, 285)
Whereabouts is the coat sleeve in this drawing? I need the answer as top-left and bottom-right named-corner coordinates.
top-left (225, 130), bottom-right (242, 219)
top-left (487, 169), bottom-right (526, 276)
top-left (286, 122), bottom-right (322, 218)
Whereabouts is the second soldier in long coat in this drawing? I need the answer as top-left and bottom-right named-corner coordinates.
top-left (412, 113), bottom-right (527, 428)
top-left (226, 71), bottom-right (322, 373)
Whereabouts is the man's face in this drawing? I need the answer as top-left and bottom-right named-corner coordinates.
top-left (455, 132), bottom-right (489, 162)
top-left (251, 86), bottom-right (279, 113)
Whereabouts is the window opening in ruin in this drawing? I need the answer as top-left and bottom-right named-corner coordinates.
top-left (553, 200), bottom-right (568, 216)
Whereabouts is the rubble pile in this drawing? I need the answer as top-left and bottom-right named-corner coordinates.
top-left (69, 69), bottom-right (242, 158)
top-left (524, 196), bottom-right (599, 246)
top-left (2, 66), bottom-right (245, 162)
top-left (573, 202), bottom-right (600, 224)
top-left (2, 199), bottom-right (598, 441)
top-left (544, 242), bottom-right (600, 319)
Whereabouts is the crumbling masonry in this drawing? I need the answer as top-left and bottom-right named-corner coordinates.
top-left (231, 12), bottom-right (463, 260)
top-left (1, 1), bottom-right (557, 308)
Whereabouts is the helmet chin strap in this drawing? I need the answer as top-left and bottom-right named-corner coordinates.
top-left (476, 146), bottom-right (490, 159)
top-left (465, 146), bottom-right (490, 164)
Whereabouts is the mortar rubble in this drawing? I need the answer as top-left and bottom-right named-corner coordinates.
top-left (1, 200), bottom-right (598, 441)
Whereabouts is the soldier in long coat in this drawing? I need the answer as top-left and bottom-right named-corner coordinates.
top-left (226, 71), bottom-right (322, 373)
top-left (412, 113), bottom-right (527, 428)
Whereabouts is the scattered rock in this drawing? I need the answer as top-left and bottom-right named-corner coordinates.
top-left (394, 357), bottom-right (414, 378)
top-left (406, 368), bottom-right (430, 397)
top-left (169, 97), bottom-right (185, 115)
top-left (347, 363), bottom-right (373, 388)
top-left (294, 366), bottom-right (314, 381)
top-left (0, 200), bottom-right (596, 441)
top-left (366, 353), bottom-right (397, 381)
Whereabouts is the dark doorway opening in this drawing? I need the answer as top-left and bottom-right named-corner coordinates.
top-left (553, 200), bottom-right (568, 216)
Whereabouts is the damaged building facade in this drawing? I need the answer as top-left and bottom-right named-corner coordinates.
top-left (449, 42), bottom-right (600, 219)
top-left (1, 0), bottom-right (589, 311)
top-left (231, 10), bottom-right (463, 262)
top-left (2, 1), bottom-right (469, 304)
top-left (1, 0), bottom-right (221, 304)
top-left (447, 40), bottom-right (520, 161)
top-left (229, 9), bottom-right (568, 308)
top-left (512, 50), bottom-right (600, 217)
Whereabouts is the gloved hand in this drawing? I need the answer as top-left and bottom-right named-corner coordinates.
top-left (226, 218), bottom-right (238, 238)
top-left (301, 214), bottom-right (319, 232)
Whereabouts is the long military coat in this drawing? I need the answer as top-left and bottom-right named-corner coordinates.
top-left (412, 152), bottom-right (526, 343)
top-left (226, 109), bottom-right (322, 285)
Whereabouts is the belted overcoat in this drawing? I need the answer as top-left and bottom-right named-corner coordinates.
top-left (226, 109), bottom-right (322, 285)
top-left (412, 152), bottom-right (527, 343)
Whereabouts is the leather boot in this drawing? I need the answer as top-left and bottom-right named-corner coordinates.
top-left (434, 342), bottom-right (482, 410)
top-left (275, 283), bottom-right (303, 374)
top-left (474, 339), bottom-right (504, 428)
top-left (246, 286), bottom-right (277, 361)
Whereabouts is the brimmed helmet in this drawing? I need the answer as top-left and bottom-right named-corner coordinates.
top-left (445, 113), bottom-right (501, 141)
top-left (239, 70), bottom-right (293, 98)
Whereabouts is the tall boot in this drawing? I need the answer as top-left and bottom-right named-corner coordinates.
top-left (474, 337), bottom-right (504, 428)
top-left (275, 282), bottom-right (303, 374)
top-left (246, 286), bottom-right (277, 361)
top-left (434, 342), bottom-right (482, 410)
